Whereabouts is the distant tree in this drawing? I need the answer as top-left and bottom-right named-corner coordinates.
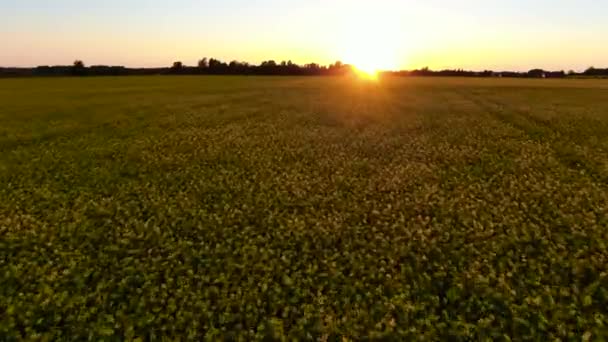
top-left (528, 69), bottom-right (546, 78)
top-left (198, 58), bottom-right (208, 68)
top-left (258, 60), bottom-right (279, 75)
top-left (89, 65), bottom-right (127, 76)
top-left (228, 60), bottom-right (246, 74)
top-left (328, 61), bottom-right (351, 75)
top-left (410, 67), bottom-right (432, 76)
top-left (169, 61), bottom-right (184, 74)
top-left (72, 60), bottom-right (86, 76)
top-left (261, 60), bottom-right (277, 67)
top-left (553, 70), bottom-right (566, 78)
top-left (206, 58), bottom-right (229, 74)
top-left (582, 66), bottom-right (608, 76)
top-left (208, 58), bottom-right (222, 68)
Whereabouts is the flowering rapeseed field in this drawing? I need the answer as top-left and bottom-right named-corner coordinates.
top-left (1, 76), bottom-right (607, 340)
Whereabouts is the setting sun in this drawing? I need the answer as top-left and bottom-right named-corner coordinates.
top-left (335, 6), bottom-right (404, 77)
top-left (352, 66), bottom-right (379, 80)
top-left (343, 33), bottom-right (402, 73)
top-left (342, 38), bottom-right (400, 76)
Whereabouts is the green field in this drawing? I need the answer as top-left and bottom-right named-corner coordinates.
top-left (1, 76), bottom-right (608, 340)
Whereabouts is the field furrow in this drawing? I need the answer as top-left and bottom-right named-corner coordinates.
top-left (1, 76), bottom-right (607, 340)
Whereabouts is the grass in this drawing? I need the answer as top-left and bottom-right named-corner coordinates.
top-left (1, 76), bottom-right (608, 340)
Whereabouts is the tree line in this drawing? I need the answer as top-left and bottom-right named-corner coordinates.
top-left (1, 58), bottom-right (607, 78)
top-left (0, 59), bottom-right (352, 77)
top-left (389, 67), bottom-right (568, 78)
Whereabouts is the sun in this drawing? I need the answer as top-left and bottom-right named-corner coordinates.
top-left (353, 67), bottom-right (379, 80)
top-left (351, 57), bottom-right (382, 79)
top-left (334, 5), bottom-right (404, 79)
top-left (344, 46), bottom-right (398, 80)
top-left (338, 30), bottom-right (402, 80)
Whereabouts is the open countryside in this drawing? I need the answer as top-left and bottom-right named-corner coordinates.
top-left (1, 76), bottom-right (608, 339)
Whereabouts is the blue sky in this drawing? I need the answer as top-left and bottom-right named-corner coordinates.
top-left (2, 0), bottom-right (607, 70)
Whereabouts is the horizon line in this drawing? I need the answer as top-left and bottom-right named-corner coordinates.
top-left (1, 60), bottom-right (603, 74)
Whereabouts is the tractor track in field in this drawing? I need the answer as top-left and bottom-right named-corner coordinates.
top-left (457, 90), bottom-right (608, 186)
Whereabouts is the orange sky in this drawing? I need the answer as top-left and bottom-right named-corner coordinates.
top-left (2, 0), bottom-right (607, 71)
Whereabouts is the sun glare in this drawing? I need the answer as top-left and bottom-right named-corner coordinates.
top-left (337, 18), bottom-right (403, 80)
top-left (353, 66), bottom-right (379, 80)
top-left (348, 52), bottom-right (400, 81)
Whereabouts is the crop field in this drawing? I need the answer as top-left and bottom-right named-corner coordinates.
top-left (1, 76), bottom-right (608, 340)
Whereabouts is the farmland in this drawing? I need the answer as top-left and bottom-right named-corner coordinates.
top-left (1, 76), bottom-right (608, 340)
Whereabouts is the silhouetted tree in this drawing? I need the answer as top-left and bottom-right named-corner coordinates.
top-left (328, 61), bottom-right (351, 75)
top-left (169, 61), bottom-right (184, 74)
top-left (207, 58), bottom-right (228, 74)
top-left (89, 65), bottom-right (127, 76)
top-left (528, 69), bottom-right (546, 78)
top-left (1, 56), bottom-right (593, 78)
top-left (583, 67), bottom-right (608, 76)
top-left (72, 60), bottom-right (86, 76)
top-left (227, 60), bottom-right (249, 74)
top-left (261, 60), bottom-right (277, 67)
top-left (548, 70), bottom-right (566, 78)
top-left (208, 58), bottom-right (220, 68)
top-left (258, 60), bottom-right (280, 75)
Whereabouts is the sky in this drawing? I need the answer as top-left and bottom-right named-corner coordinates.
top-left (1, 0), bottom-right (607, 71)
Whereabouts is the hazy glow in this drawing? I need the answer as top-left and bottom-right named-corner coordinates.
top-left (353, 67), bottom-right (379, 80)
top-left (336, 3), bottom-right (403, 72)
top-left (1, 0), bottom-right (607, 70)
top-left (341, 39), bottom-right (399, 74)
